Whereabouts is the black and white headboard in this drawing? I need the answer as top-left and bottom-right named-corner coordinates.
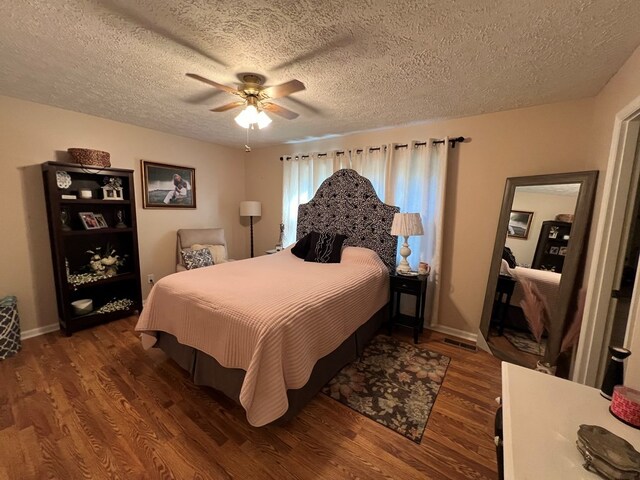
top-left (297, 169), bottom-right (400, 271)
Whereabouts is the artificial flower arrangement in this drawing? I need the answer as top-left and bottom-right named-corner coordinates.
top-left (67, 244), bottom-right (128, 287)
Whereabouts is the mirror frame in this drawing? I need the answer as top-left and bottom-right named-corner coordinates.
top-left (479, 170), bottom-right (599, 365)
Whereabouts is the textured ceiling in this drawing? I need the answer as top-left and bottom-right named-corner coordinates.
top-left (517, 184), bottom-right (581, 196)
top-left (1, 1), bottom-right (640, 149)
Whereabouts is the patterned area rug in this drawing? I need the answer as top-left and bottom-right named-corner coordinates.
top-left (503, 328), bottom-right (546, 356)
top-left (322, 335), bottom-right (450, 443)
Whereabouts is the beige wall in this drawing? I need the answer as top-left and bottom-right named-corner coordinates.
top-left (246, 98), bottom-right (594, 334)
top-left (0, 95), bottom-right (247, 333)
top-left (506, 191), bottom-right (579, 266)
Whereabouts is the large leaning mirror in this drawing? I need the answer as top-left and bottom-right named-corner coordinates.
top-left (479, 171), bottom-right (598, 376)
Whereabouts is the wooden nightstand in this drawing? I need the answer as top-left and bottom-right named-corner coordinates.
top-left (388, 272), bottom-right (429, 343)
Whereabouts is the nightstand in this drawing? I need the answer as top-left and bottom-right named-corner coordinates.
top-left (388, 272), bottom-right (429, 343)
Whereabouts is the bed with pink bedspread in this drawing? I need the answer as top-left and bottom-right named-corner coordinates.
top-left (136, 169), bottom-right (400, 426)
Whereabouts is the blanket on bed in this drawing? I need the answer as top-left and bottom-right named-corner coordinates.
top-left (135, 246), bottom-right (389, 426)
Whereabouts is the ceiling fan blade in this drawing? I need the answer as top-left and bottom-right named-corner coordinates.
top-left (186, 73), bottom-right (239, 95)
top-left (262, 80), bottom-right (306, 99)
top-left (262, 102), bottom-right (300, 120)
top-left (210, 101), bottom-right (246, 112)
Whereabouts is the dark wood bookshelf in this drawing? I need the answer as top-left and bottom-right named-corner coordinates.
top-left (531, 220), bottom-right (572, 273)
top-left (42, 161), bottom-right (142, 335)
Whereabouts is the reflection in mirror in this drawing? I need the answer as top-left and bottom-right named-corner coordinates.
top-left (480, 172), bottom-right (598, 378)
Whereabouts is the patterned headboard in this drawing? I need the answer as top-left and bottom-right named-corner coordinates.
top-left (297, 169), bottom-right (400, 271)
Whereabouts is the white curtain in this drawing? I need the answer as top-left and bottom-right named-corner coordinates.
top-left (281, 152), bottom-right (336, 246)
top-left (281, 139), bottom-right (449, 325)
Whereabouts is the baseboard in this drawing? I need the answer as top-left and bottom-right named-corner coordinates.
top-left (427, 323), bottom-right (478, 343)
top-left (21, 323), bottom-right (60, 340)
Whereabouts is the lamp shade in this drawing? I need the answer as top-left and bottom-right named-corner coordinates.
top-left (390, 213), bottom-right (424, 236)
top-left (240, 201), bottom-right (262, 217)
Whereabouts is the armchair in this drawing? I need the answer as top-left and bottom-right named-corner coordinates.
top-left (176, 228), bottom-right (230, 272)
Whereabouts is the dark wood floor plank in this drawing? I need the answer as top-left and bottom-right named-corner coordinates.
top-left (0, 317), bottom-right (502, 479)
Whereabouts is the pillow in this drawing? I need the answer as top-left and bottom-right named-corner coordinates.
top-left (502, 246), bottom-right (517, 269)
top-left (191, 243), bottom-right (228, 264)
top-left (181, 248), bottom-right (213, 270)
top-left (305, 232), bottom-right (347, 264)
top-left (291, 232), bottom-right (313, 259)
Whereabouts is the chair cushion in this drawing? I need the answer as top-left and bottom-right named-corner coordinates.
top-left (191, 244), bottom-right (228, 264)
top-left (304, 232), bottom-right (347, 264)
top-left (180, 248), bottom-right (214, 270)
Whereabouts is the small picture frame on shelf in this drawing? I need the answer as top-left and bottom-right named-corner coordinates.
top-left (549, 226), bottom-right (559, 239)
top-left (559, 246), bottom-right (568, 256)
top-left (549, 246), bottom-right (560, 255)
top-left (79, 212), bottom-right (101, 230)
top-left (101, 185), bottom-right (124, 200)
top-left (94, 214), bottom-right (108, 229)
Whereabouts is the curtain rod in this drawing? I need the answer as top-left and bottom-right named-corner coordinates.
top-left (279, 136), bottom-right (465, 160)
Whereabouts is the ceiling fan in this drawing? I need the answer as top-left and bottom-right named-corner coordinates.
top-left (186, 73), bottom-right (306, 129)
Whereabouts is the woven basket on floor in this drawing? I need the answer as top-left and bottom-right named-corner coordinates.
top-left (67, 148), bottom-right (111, 167)
top-left (0, 296), bottom-right (20, 360)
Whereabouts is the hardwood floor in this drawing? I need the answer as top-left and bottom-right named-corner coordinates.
top-left (0, 317), bottom-right (502, 479)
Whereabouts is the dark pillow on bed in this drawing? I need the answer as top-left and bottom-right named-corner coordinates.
top-left (502, 246), bottom-right (517, 269)
top-left (291, 232), bottom-right (313, 259)
top-left (304, 232), bottom-right (348, 264)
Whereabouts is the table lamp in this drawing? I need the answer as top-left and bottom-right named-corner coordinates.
top-left (240, 201), bottom-right (262, 258)
top-left (390, 213), bottom-right (424, 273)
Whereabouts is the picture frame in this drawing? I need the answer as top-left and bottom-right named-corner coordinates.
top-left (507, 210), bottom-right (534, 239)
top-left (549, 246), bottom-right (560, 255)
top-left (141, 160), bottom-right (196, 209)
top-left (559, 246), bottom-right (568, 256)
top-left (78, 212), bottom-right (101, 230)
top-left (94, 213), bottom-right (108, 228)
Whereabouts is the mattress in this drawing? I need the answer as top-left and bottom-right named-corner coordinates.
top-left (135, 246), bottom-right (389, 426)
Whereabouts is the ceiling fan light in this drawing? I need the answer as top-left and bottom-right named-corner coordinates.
top-left (257, 111), bottom-right (272, 129)
top-left (244, 104), bottom-right (259, 124)
top-left (234, 109), bottom-right (251, 129)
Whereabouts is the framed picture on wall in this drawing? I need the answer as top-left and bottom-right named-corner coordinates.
top-left (141, 160), bottom-right (196, 209)
top-left (507, 210), bottom-right (534, 239)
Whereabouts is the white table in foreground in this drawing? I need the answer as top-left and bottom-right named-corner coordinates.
top-left (502, 362), bottom-right (640, 479)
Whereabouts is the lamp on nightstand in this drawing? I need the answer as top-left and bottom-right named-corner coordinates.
top-left (240, 201), bottom-right (262, 258)
top-left (390, 213), bottom-right (424, 273)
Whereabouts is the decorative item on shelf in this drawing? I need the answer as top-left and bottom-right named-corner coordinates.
top-left (78, 212), bottom-right (100, 230)
top-left (79, 189), bottom-right (93, 199)
top-left (86, 245), bottom-right (127, 278)
top-left (101, 176), bottom-right (124, 200)
top-left (60, 209), bottom-right (71, 231)
top-left (390, 212), bottom-right (424, 273)
top-left (611, 386), bottom-right (640, 429)
top-left (601, 346), bottom-right (632, 400)
top-left (115, 209), bottom-right (127, 228)
top-left (94, 214), bottom-right (108, 228)
top-left (55, 170), bottom-right (72, 189)
top-left (61, 194), bottom-right (77, 200)
top-left (240, 201), bottom-right (262, 258)
top-left (71, 299), bottom-right (93, 316)
top-left (555, 213), bottom-right (574, 223)
top-left (95, 298), bottom-right (134, 314)
top-left (576, 424), bottom-right (640, 478)
top-left (67, 148), bottom-right (111, 168)
top-left (141, 160), bottom-right (196, 208)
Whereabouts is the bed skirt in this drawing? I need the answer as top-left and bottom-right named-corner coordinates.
top-left (155, 305), bottom-right (387, 424)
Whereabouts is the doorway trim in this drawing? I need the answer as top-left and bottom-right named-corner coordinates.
top-left (573, 94), bottom-right (640, 386)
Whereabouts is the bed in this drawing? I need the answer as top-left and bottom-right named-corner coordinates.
top-left (500, 259), bottom-right (562, 315)
top-left (135, 169), bottom-right (400, 426)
